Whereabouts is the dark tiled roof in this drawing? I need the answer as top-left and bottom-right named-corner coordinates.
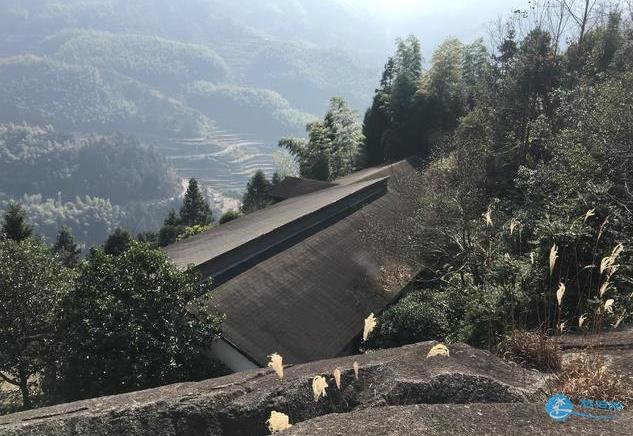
top-left (164, 177), bottom-right (388, 279)
top-left (269, 177), bottom-right (336, 200)
top-left (185, 159), bottom-right (425, 366)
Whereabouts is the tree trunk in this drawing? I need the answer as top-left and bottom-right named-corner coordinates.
top-left (18, 375), bottom-right (31, 409)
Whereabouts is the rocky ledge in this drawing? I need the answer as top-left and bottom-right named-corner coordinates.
top-left (284, 403), bottom-right (632, 435)
top-left (0, 342), bottom-right (547, 435)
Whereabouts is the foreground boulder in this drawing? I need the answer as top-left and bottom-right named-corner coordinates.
top-left (0, 342), bottom-right (545, 435)
top-left (285, 403), bottom-right (633, 435)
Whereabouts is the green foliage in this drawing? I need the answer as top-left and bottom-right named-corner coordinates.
top-left (0, 238), bottom-right (74, 408)
top-left (177, 225), bottom-right (213, 241)
top-left (48, 242), bottom-right (224, 402)
top-left (371, 11), bottom-right (633, 351)
top-left (0, 124), bottom-right (179, 204)
top-left (363, 35), bottom-right (490, 165)
top-left (280, 97), bottom-right (364, 181)
top-left (219, 210), bottom-right (241, 225)
top-left (103, 228), bottom-right (133, 256)
top-left (185, 82), bottom-right (315, 141)
top-left (366, 290), bottom-right (456, 349)
top-left (54, 226), bottom-right (81, 267)
top-left (0, 195), bottom-right (124, 247)
top-left (1, 202), bottom-right (33, 242)
top-left (241, 171), bottom-right (274, 214)
top-left (180, 179), bottom-right (212, 227)
top-left (54, 31), bottom-right (229, 90)
top-left (241, 40), bottom-right (377, 114)
top-left (0, 56), bottom-right (203, 136)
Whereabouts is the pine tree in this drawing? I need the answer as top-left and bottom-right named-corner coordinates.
top-left (164, 209), bottom-right (180, 226)
top-left (180, 179), bottom-right (211, 227)
top-left (1, 202), bottom-right (33, 242)
top-left (103, 228), bottom-right (132, 256)
top-left (157, 209), bottom-right (182, 247)
top-left (241, 171), bottom-right (273, 214)
top-left (54, 226), bottom-right (81, 267)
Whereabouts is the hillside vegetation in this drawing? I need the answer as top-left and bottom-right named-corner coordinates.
top-left (53, 31), bottom-right (229, 91)
top-left (0, 56), bottom-right (204, 136)
top-left (185, 82), bottom-right (315, 140)
top-left (0, 124), bottom-right (180, 245)
top-left (0, 0), bottom-right (387, 243)
top-left (357, 7), bottom-right (633, 349)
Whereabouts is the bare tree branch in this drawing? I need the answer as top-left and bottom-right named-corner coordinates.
top-left (0, 371), bottom-right (20, 387)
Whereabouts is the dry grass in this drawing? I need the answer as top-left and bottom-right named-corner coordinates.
top-left (549, 244), bottom-right (558, 275)
top-left (363, 313), bottom-right (377, 342)
top-left (267, 353), bottom-right (284, 380)
top-left (379, 264), bottom-right (412, 292)
top-left (427, 343), bottom-right (450, 358)
top-left (497, 330), bottom-right (562, 372)
top-left (553, 353), bottom-right (633, 404)
top-left (267, 411), bottom-right (292, 432)
top-left (332, 368), bottom-right (341, 390)
top-left (312, 376), bottom-right (328, 402)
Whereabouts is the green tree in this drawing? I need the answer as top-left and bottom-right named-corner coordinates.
top-left (136, 230), bottom-right (158, 248)
top-left (1, 203), bottom-right (33, 242)
top-left (424, 38), bottom-right (466, 129)
top-left (219, 210), bottom-right (241, 224)
top-left (280, 97), bottom-right (364, 180)
top-left (51, 242), bottom-right (224, 401)
top-left (0, 238), bottom-right (73, 408)
top-left (241, 170), bottom-right (273, 214)
top-left (280, 122), bottom-right (331, 181)
top-left (180, 178), bottom-right (211, 227)
top-left (323, 97), bottom-right (365, 178)
top-left (362, 36), bottom-right (425, 163)
top-left (54, 226), bottom-right (81, 267)
top-left (103, 228), bottom-right (133, 255)
top-left (158, 209), bottom-right (182, 247)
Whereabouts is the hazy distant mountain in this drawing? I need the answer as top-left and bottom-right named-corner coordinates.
top-left (0, 0), bottom-right (529, 244)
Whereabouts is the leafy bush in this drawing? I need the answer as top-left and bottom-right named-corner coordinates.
top-left (48, 242), bottom-right (224, 402)
top-left (219, 210), bottom-right (241, 224)
top-left (366, 289), bottom-right (461, 349)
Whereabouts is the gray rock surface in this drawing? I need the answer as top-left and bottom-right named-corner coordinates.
top-left (0, 342), bottom-right (546, 435)
top-left (284, 403), bottom-right (633, 436)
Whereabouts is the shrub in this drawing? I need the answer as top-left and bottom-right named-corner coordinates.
top-left (48, 242), bottom-right (224, 402)
top-left (553, 353), bottom-right (633, 404)
top-left (219, 210), bottom-right (241, 224)
top-left (497, 330), bottom-right (562, 372)
top-left (366, 289), bottom-right (455, 349)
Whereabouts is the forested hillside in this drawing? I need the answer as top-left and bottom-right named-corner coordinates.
top-left (0, 0), bottom-right (389, 244)
top-left (357, 4), bottom-right (633, 350)
top-left (0, 124), bottom-right (180, 245)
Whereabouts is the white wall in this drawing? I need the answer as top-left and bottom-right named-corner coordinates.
top-left (210, 338), bottom-right (260, 372)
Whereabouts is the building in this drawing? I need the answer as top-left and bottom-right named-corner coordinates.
top-left (164, 158), bottom-right (424, 372)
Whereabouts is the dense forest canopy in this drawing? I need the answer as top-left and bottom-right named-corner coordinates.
top-left (360, 1), bottom-right (633, 351)
top-left (54, 31), bottom-right (230, 90)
